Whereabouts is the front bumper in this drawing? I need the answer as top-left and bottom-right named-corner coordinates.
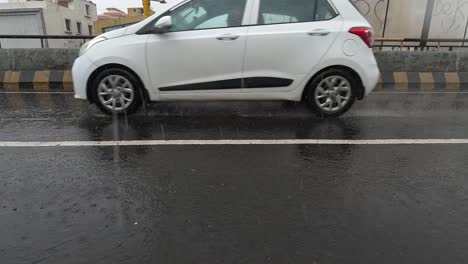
top-left (72, 55), bottom-right (96, 100)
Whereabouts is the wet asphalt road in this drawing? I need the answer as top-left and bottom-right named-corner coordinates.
top-left (1, 90), bottom-right (468, 264)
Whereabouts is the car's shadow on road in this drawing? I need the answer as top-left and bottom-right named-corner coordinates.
top-left (78, 101), bottom-right (362, 141)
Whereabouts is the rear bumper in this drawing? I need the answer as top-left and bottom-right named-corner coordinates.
top-left (72, 55), bottom-right (96, 100)
top-left (361, 61), bottom-right (380, 97)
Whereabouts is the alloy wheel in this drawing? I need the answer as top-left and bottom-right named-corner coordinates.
top-left (314, 75), bottom-right (352, 113)
top-left (97, 75), bottom-right (135, 112)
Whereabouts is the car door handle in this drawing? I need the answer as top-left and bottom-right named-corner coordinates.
top-left (308, 30), bottom-right (330, 36)
top-left (216, 34), bottom-right (240, 41)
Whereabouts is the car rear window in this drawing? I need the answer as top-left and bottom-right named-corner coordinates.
top-left (258, 0), bottom-right (337, 25)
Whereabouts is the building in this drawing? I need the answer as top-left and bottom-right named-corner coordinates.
top-left (0, 0), bottom-right (97, 48)
top-left (94, 7), bottom-right (150, 35)
top-left (127, 7), bottom-right (145, 17)
top-left (97, 7), bottom-right (126, 20)
top-left (93, 15), bottom-right (146, 35)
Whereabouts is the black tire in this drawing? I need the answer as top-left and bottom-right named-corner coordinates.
top-left (304, 69), bottom-right (357, 118)
top-left (91, 68), bottom-right (143, 116)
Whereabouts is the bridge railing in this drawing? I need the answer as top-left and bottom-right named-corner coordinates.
top-left (375, 38), bottom-right (468, 51)
top-left (0, 35), bottom-right (95, 48)
top-left (2, 35), bottom-right (468, 51)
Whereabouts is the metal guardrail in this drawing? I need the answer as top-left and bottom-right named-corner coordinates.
top-left (0, 35), bottom-right (95, 48)
top-left (1, 35), bottom-right (468, 51)
top-left (375, 38), bottom-right (468, 51)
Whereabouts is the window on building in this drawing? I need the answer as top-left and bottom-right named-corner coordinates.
top-left (65, 19), bottom-right (71, 32)
top-left (77, 22), bottom-right (82, 34)
top-left (58, 0), bottom-right (69, 8)
top-left (85, 5), bottom-right (90, 16)
top-left (88, 25), bottom-right (93, 35)
top-left (258, 0), bottom-right (337, 25)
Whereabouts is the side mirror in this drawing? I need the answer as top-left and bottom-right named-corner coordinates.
top-left (154, 15), bottom-right (172, 33)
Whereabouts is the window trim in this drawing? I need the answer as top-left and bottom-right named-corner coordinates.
top-left (247, 0), bottom-right (260, 25)
top-left (242, 0), bottom-right (257, 25)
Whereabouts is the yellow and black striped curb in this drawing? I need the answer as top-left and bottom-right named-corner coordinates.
top-left (0, 70), bottom-right (73, 91)
top-left (374, 72), bottom-right (468, 91)
top-left (1, 71), bottom-right (468, 92)
top-left (380, 72), bottom-right (466, 84)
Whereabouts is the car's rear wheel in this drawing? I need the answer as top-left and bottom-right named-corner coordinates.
top-left (91, 68), bottom-right (142, 116)
top-left (305, 69), bottom-right (356, 117)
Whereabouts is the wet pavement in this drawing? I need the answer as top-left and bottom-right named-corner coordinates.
top-left (1, 90), bottom-right (468, 263)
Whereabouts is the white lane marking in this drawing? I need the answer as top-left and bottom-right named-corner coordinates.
top-left (1, 139), bottom-right (468, 147)
top-left (372, 91), bottom-right (468, 94)
top-left (0, 91), bottom-right (73, 94)
top-left (0, 91), bottom-right (466, 95)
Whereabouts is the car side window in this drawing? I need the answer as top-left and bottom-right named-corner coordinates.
top-left (315, 0), bottom-right (337, 20)
top-left (195, 14), bottom-right (228, 29)
top-left (169, 0), bottom-right (247, 32)
top-left (262, 13), bottom-right (299, 24)
top-left (258, 0), bottom-right (337, 25)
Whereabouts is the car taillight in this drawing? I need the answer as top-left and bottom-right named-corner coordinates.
top-left (349, 27), bottom-right (374, 48)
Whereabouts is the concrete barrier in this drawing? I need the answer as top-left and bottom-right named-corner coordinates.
top-left (1, 49), bottom-right (468, 91)
top-left (0, 49), bottom-right (78, 71)
top-left (375, 51), bottom-right (468, 72)
top-left (375, 51), bottom-right (468, 90)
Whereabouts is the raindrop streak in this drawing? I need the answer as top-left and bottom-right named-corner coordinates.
top-left (112, 108), bottom-right (125, 229)
top-left (160, 124), bottom-right (166, 139)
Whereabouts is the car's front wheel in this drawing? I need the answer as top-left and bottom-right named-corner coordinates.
top-left (91, 68), bottom-right (143, 116)
top-left (305, 69), bottom-right (356, 118)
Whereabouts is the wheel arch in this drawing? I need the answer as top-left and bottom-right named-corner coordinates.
top-left (86, 63), bottom-right (150, 104)
top-left (302, 65), bottom-right (365, 101)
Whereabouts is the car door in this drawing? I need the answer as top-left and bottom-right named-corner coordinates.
top-left (144, 0), bottom-right (251, 99)
top-left (242, 0), bottom-right (343, 94)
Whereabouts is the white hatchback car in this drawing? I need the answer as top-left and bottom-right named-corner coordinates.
top-left (73, 0), bottom-right (379, 117)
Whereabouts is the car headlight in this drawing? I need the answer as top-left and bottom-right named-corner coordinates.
top-left (79, 36), bottom-right (107, 56)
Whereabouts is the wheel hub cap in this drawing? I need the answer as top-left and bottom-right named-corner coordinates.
top-left (314, 76), bottom-right (352, 113)
top-left (97, 75), bottom-right (135, 112)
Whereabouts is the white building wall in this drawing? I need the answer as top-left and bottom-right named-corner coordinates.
top-left (0, 8), bottom-right (45, 48)
top-left (42, 0), bottom-right (97, 48)
top-left (0, 0), bottom-right (96, 48)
